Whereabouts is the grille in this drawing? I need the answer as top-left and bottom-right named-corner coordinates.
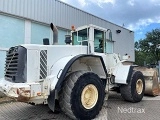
top-left (5, 47), bottom-right (19, 80)
top-left (40, 50), bottom-right (47, 79)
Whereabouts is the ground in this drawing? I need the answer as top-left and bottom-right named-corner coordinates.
top-left (0, 91), bottom-right (160, 120)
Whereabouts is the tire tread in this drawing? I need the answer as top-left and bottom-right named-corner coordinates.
top-left (120, 71), bottom-right (145, 103)
top-left (59, 71), bottom-right (85, 120)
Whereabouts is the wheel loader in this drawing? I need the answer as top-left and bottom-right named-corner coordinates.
top-left (0, 23), bottom-right (159, 120)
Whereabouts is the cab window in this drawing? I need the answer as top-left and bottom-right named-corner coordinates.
top-left (94, 29), bottom-right (104, 53)
top-left (72, 28), bottom-right (88, 46)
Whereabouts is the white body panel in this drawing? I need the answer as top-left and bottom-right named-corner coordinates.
top-left (48, 55), bottom-right (75, 90)
top-left (27, 49), bottom-right (39, 82)
top-left (23, 44), bottom-right (87, 82)
top-left (113, 64), bottom-right (130, 84)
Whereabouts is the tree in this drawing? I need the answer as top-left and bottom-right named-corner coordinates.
top-left (135, 50), bottom-right (146, 66)
top-left (135, 28), bottom-right (160, 66)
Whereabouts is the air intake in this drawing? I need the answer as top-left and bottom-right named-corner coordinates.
top-left (5, 46), bottom-right (27, 83)
top-left (40, 50), bottom-right (47, 79)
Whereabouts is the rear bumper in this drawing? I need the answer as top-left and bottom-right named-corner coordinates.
top-left (0, 78), bottom-right (42, 102)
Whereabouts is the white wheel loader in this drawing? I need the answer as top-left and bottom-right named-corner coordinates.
top-left (0, 23), bottom-right (150, 119)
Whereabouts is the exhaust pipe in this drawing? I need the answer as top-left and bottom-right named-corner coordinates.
top-left (50, 23), bottom-right (58, 45)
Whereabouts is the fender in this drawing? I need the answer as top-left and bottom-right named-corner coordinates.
top-left (126, 66), bottom-right (134, 84)
top-left (113, 63), bottom-right (134, 84)
top-left (48, 55), bottom-right (76, 91)
top-left (54, 54), bottom-right (108, 92)
top-left (47, 55), bottom-right (75, 111)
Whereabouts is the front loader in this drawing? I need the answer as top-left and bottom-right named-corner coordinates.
top-left (0, 23), bottom-right (158, 120)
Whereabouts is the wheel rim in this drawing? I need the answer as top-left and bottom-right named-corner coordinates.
top-left (136, 79), bottom-right (143, 94)
top-left (81, 84), bottom-right (98, 109)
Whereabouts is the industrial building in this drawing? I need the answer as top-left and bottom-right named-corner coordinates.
top-left (0, 0), bottom-right (134, 77)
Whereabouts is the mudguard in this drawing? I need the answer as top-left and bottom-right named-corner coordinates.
top-left (48, 54), bottom-right (107, 92)
top-left (47, 55), bottom-right (75, 91)
top-left (113, 63), bottom-right (134, 84)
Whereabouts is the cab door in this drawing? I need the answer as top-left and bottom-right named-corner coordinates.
top-left (94, 29), bottom-right (105, 53)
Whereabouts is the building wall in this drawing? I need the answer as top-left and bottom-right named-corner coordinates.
top-left (0, 15), bottom-right (25, 78)
top-left (0, 14), bottom-right (25, 47)
top-left (0, 0), bottom-right (110, 29)
top-left (31, 22), bottom-right (50, 44)
top-left (0, 14), bottom-right (68, 78)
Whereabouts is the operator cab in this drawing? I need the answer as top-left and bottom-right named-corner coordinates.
top-left (71, 24), bottom-right (113, 54)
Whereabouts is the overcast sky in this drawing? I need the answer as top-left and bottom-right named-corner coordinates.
top-left (60, 0), bottom-right (160, 41)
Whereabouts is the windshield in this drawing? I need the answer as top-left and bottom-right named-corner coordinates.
top-left (72, 28), bottom-right (88, 45)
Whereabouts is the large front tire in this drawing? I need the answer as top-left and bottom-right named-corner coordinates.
top-left (59, 71), bottom-right (105, 120)
top-left (120, 71), bottom-right (145, 103)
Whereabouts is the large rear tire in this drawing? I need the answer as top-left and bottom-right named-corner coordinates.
top-left (59, 71), bottom-right (105, 120)
top-left (120, 71), bottom-right (145, 103)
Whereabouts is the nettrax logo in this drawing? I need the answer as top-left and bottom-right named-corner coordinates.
top-left (117, 107), bottom-right (145, 114)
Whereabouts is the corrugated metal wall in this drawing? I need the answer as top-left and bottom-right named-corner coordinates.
top-left (0, 0), bottom-right (122, 30)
